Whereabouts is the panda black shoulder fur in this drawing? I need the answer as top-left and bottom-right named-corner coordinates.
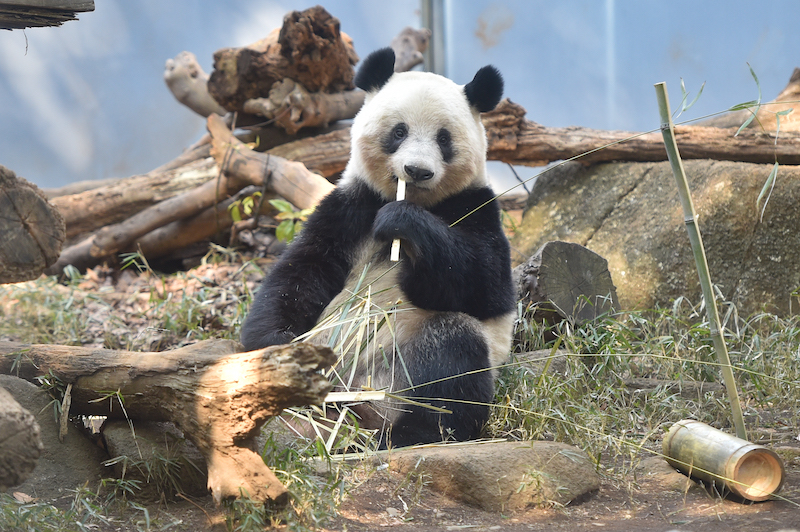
top-left (241, 48), bottom-right (516, 448)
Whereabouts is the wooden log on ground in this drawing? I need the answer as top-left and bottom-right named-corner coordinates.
top-left (208, 6), bottom-right (357, 113)
top-left (0, 339), bottom-right (335, 504)
top-left (0, 386), bottom-right (43, 491)
top-left (514, 240), bottom-right (620, 325)
top-left (0, 165), bottom-right (65, 283)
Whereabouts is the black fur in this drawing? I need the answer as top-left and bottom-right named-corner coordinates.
top-left (372, 187), bottom-right (514, 320)
top-left (355, 47), bottom-right (396, 92)
top-left (385, 313), bottom-right (495, 447)
top-left (382, 122), bottom-right (408, 154)
top-left (240, 180), bottom-right (515, 447)
top-left (240, 181), bottom-right (385, 350)
top-left (464, 65), bottom-right (504, 113)
top-left (436, 127), bottom-right (454, 163)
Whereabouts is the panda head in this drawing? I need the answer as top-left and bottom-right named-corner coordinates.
top-left (343, 48), bottom-right (503, 207)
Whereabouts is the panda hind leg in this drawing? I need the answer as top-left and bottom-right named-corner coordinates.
top-left (386, 313), bottom-right (495, 448)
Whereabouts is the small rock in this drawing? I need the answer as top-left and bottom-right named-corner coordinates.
top-left (386, 506), bottom-right (400, 517)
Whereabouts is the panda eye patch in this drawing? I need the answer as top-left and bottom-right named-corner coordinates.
top-left (383, 123), bottom-right (408, 154)
top-left (436, 127), bottom-right (454, 163)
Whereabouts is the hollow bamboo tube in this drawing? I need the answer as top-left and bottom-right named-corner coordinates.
top-left (654, 82), bottom-right (747, 440)
top-left (663, 419), bottom-right (784, 501)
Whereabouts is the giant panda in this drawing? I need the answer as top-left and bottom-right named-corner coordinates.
top-left (240, 47), bottom-right (515, 448)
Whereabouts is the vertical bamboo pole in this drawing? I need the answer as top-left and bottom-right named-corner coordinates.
top-left (654, 82), bottom-right (747, 440)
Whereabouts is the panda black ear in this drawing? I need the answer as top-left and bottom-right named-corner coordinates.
top-left (464, 66), bottom-right (504, 113)
top-left (355, 47), bottom-right (396, 92)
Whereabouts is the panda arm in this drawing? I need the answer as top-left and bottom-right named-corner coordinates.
top-left (372, 187), bottom-right (514, 320)
top-left (240, 184), bottom-right (384, 350)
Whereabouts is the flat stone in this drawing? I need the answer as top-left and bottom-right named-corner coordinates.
top-left (388, 440), bottom-right (599, 512)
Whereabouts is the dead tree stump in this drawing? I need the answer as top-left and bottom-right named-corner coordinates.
top-left (514, 241), bottom-right (620, 325)
top-left (207, 6), bottom-right (357, 112)
top-left (0, 165), bottom-right (66, 283)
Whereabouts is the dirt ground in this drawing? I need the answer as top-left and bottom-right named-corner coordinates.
top-left (3, 260), bottom-right (799, 531)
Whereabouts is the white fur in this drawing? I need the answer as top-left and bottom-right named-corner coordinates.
top-left (340, 71), bottom-right (490, 208)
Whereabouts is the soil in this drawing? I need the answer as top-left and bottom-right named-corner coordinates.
top-left (2, 261), bottom-right (799, 531)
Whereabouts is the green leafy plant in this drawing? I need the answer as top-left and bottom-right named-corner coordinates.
top-left (269, 199), bottom-right (314, 243)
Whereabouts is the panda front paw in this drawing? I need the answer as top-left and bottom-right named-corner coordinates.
top-left (373, 201), bottom-right (444, 260)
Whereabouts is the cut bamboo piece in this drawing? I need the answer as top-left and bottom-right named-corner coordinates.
top-left (663, 419), bottom-right (784, 501)
top-left (390, 179), bottom-right (406, 262)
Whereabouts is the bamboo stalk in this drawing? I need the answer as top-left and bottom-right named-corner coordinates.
top-left (390, 179), bottom-right (406, 261)
top-left (654, 82), bottom-right (747, 440)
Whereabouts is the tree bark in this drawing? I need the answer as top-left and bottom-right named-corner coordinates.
top-left (0, 386), bottom-right (43, 492)
top-left (207, 114), bottom-right (335, 209)
top-left (207, 6), bottom-right (357, 112)
top-left (164, 51), bottom-right (227, 117)
top-left (51, 149), bottom-right (216, 240)
top-left (0, 165), bottom-right (65, 283)
top-left (0, 339), bottom-right (335, 504)
top-left (514, 241), bottom-right (620, 325)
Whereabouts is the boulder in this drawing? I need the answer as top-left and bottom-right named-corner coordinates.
top-left (512, 159), bottom-right (800, 316)
top-left (388, 440), bottom-right (599, 511)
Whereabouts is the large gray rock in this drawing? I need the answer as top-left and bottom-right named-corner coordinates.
top-left (389, 440), bottom-right (599, 511)
top-left (512, 160), bottom-right (800, 315)
top-left (0, 375), bottom-right (108, 502)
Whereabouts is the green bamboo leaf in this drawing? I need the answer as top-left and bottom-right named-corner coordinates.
top-left (747, 62), bottom-right (762, 103)
top-left (683, 81), bottom-right (705, 113)
top-left (728, 100), bottom-right (758, 112)
top-left (756, 162), bottom-right (779, 223)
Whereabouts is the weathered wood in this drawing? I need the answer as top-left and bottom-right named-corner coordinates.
top-left (0, 0), bottom-right (93, 30)
top-left (0, 385), bottom-right (43, 492)
top-left (0, 165), bottom-right (65, 283)
top-left (51, 151), bottom-right (216, 240)
top-left (242, 78), bottom-right (365, 135)
top-left (0, 339), bottom-right (336, 504)
top-left (208, 6), bottom-right (357, 112)
top-left (164, 51), bottom-right (227, 117)
top-left (514, 241), bottom-right (619, 325)
top-left (391, 27), bottom-right (430, 72)
top-left (262, 98), bottom-right (800, 181)
top-left (208, 114), bottom-right (335, 209)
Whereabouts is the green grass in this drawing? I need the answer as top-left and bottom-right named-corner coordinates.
top-left (2, 263), bottom-right (798, 530)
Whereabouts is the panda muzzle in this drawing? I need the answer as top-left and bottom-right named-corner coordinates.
top-left (403, 164), bottom-right (434, 182)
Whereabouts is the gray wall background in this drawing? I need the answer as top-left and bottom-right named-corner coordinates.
top-left (1, 1), bottom-right (798, 189)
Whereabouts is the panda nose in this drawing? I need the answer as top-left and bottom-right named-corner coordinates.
top-left (404, 164), bottom-right (434, 181)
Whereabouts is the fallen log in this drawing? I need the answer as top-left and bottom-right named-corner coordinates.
top-left (0, 165), bottom-right (65, 283)
top-left (263, 97), bottom-right (800, 181)
top-left (207, 114), bottom-right (335, 209)
top-left (0, 339), bottom-right (335, 504)
top-left (0, 386), bottom-right (43, 492)
top-left (51, 150), bottom-right (216, 240)
top-left (514, 240), bottom-right (620, 325)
